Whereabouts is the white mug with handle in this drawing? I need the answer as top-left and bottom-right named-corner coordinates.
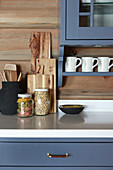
top-left (98, 57), bottom-right (113, 72)
top-left (82, 57), bottom-right (99, 72)
top-left (65, 57), bottom-right (82, 72)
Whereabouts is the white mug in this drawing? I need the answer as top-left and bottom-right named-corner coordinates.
top-left (82, 57), bottom-right (99, 72)
top-left (65, 57), bottom-right (82, 72)
top-left (98, 57), bottom-right (113, 72)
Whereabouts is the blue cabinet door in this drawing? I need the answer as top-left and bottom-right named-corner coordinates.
top-left (1, 142), bottom-right (113, 166)
top-left (65, 0), bottom-right (113, 40)
top-left (1, 168), bottom-right (113, 170)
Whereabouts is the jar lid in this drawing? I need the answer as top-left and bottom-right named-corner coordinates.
top-left (34, 89), bottom-right (48, 92)
top-left (18, 94), bottom-right (32, 98)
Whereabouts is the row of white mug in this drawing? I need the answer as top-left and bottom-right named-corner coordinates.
top-left (65, 57), bottom-right (113, 72)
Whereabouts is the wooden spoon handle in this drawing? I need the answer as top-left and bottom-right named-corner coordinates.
top-left (3, 71), bottom-right (7, 81)
top-left (17, 72), bottom-right (22, 82)
top-left (0, 72), bottom-right (5, 81)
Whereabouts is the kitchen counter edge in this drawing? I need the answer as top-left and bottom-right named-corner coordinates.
top-left (0, 129), bottom-right (113, 138)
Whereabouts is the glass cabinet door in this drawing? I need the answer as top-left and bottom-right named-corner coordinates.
top-left (94, 0), bottom-right (113, 27)
top-left (66, 0), bottom-right (113, 40)
top-left (79, 0), bottom-right (91, 27)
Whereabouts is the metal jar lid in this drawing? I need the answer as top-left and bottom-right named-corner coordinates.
top-left (34, 89), bottom-right (48, 92)
top-left (18, 94), bottom-right (32, 98)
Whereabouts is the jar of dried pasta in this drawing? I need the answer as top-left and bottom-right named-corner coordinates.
top-left (34, 89), bottom-right (50, 116)
top-left (17, 94), bottom-right (34, 118)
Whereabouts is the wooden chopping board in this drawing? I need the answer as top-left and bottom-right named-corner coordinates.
top-left (36, 58), bottom-right (56, 75)
top-left (27, 74), bottom-right (55, 113)
top-left (27, 58), bottom-right (56, 113)
top-left (29, 32), bottom-right (51, 73)
top-left (36, 58), bottom-right (56, 113)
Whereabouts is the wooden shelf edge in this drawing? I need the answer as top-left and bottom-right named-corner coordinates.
top-left (58, 89), bottom-right (113, 100)
top-left (63, 72), bottom-right (113, 76)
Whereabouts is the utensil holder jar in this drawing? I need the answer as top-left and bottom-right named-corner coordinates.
top-left (0, 82), bottom-right (23, 115)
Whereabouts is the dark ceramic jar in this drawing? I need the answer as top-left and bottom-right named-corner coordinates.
top-left (0, 82), bottom-right (24, 115)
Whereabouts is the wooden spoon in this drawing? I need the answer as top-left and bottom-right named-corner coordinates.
top-left (0, 71), bottom-right (7, 81)
top-left (4, 64), bottom-right (17, 81)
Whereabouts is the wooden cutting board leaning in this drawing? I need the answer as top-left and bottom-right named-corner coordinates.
top-left (27, 74), bottom-right (55, 113)
top-left (27, 59), bottom-right (56, 113)
top-left (27, 32), bottom-right (56, 113)
top-left (29, 32), bottom-right (51, 73)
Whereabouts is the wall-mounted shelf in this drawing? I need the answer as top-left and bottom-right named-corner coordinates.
top-left (63, 72), bottom-right (113, 76)
top-left (58, 46), bottom-right (113, 87)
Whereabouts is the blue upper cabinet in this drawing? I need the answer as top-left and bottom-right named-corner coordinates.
top-left (61, 0), bottom-right (113, 46)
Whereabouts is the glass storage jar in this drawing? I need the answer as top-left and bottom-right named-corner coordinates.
top-left (34, 89), bottom-right (50, 116)
top-left (17, 94), bottom-right (34, 118)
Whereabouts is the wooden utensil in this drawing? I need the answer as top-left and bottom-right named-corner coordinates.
top-left (17, 72), bottom-right (22, 82)
top-left (4, 64), bottom-right (16, 71)
top-left (1, 71), bottom-right (7, 81)
top-left (4, 64), bottom-right (17, 81)
top-left (10, 71), bottom-right (17, 81)
top-left (3, 71), bottom-right (7, 81)
top-left (0, 72), bottom-right (5, 81)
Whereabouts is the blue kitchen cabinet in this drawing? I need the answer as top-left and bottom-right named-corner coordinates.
top-left (0, 138), bottom-right (113, 169)
top-left (1, 142), bottom-right (113, 166)
top-left (61, 0), bottom-right (113, 46)
top-left (58, 0), bottom-right (113, 87)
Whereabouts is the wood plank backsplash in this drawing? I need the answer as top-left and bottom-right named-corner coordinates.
top-left (0, 0), bottom-right (113, 99)
top-left (0, 0), bottom-right (59, 60)
top-left (0, 29), bottom-right (58, 60)
top-left (0, 0), bottom-right (58, 29)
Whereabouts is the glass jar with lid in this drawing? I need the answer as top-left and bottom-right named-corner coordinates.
top-left (17, 94), bottom-right (34, 118)
top-left (34, 89), bottom-right (50, 116)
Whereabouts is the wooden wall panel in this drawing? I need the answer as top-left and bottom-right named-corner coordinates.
top-left (0, 0), bottom-right (59, 60)
top-left (0, 0), bottom-right (58, 29)
top-left (61, 76), bottom-right (113, 90)
top-left (65, 47), bottom-right (113, 57)
top-left (58, 76), bottom-right (113, 100)
top-left (0, 29), bottom-right (58, 60)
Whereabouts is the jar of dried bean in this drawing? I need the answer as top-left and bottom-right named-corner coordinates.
top-left (17, 94), bottom-right (34, 118)
top-left (34, 89), bottom-right (50, 116)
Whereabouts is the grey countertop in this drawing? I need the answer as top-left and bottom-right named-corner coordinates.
top-left (0, 111), bottom-right (113, 130)
top-left (0, 100), bottom-right (113, 138)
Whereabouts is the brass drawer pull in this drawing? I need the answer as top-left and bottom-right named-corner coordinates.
top-left (47, 153), bottom-right (69, 158)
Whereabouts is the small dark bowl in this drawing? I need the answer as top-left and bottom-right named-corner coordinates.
top-left (59, 105), bottom-right (84, 114)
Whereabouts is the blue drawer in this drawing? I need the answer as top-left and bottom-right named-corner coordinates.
top-left (0, 142), bottom-right (113, 166)
top-left (1, 168), bottom-right (113, 170)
